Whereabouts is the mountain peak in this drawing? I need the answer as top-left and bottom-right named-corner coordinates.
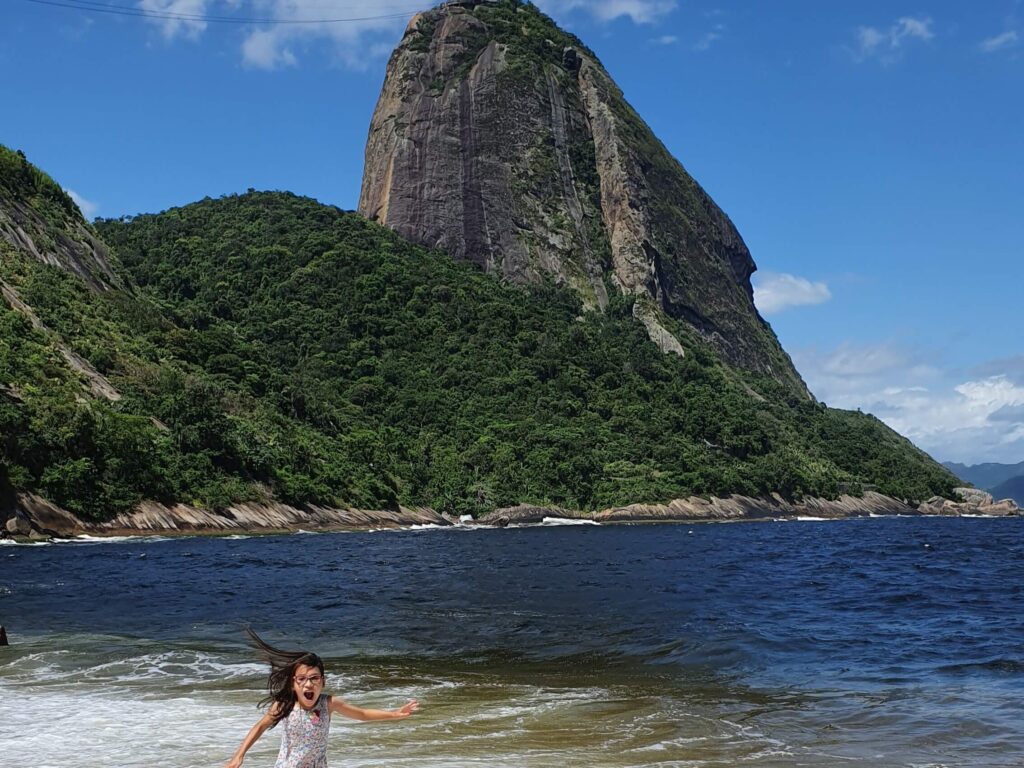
top-left (359, 0), bottom-right (806, 394)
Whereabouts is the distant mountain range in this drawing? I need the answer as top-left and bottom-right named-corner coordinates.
top-left (990, 476), bottom-right (1024, 506)
top-left (943, 461), bottom-right (1024, 504)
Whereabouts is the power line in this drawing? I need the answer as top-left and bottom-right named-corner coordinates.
top-left (21, 0), bottom-right (426, 25)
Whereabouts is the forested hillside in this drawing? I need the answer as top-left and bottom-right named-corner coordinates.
top-left (1, 149), bottom-right (958, 521)
top-left (98, 192), bottom-right (957, 512)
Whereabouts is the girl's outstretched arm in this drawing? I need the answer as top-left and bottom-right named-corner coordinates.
top-left (329, 696), bottom-right (419, 721)
top-left (225, 707), bottom-right (277, 768)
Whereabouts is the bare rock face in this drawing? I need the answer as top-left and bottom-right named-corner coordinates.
top-left (361, 9), bottom-right (609, 311)
top-left (0, 150), bottom-right (122, 292)
top-left (5, 492), bottom-right (451, 537)
top-left (360, 2), bottom-right (806, 394)
top-left (953, 487), bottom-right (992, 506)
top-left (4, 514), bottom-right (32, 536)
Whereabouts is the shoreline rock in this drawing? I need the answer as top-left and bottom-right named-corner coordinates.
top-left (916, 487), bottom-right (1021, 517)
top-left (3, 493), bottom-right (451, 539)
top-left (481, 491), bottom-right (926, 526)
top-left (2, 489), bottom-right (1019, 541)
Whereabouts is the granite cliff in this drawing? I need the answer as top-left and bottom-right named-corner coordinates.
top-left (360, 0), bottom-right (805, 393)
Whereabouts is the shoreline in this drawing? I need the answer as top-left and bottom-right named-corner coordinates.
top-left (2, 488), bottom-right (1019, 542)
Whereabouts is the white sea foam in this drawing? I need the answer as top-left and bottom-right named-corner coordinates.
top-left (0, 680), bottom-right (278, 768)
top-left (540, 517), bottom-right (599, 526)
top-left (0, 646), bottom-right (799, 768)
top-left (1, 648), bottom-right (266, 688)
top-left (20, 531), bottom-right (314, 544)
top-left (67, 534), bottom-right (137, 542)
top-left (504, 517), bottom-right (600, 529)
top-left (368, 523), bottom-right (488, 534)
top-left (46, 534), bottom-right (177, 546)
top-left (0, 539), bottom-right (50, 546)
top-left (0, 657), bottom-right (611, 768)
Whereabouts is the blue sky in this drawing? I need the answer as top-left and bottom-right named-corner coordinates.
top-left (3, 0), bottom-right (1022, 466)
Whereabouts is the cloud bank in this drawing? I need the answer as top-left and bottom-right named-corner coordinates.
top-left (794, 342), bottom-right (1024, 464)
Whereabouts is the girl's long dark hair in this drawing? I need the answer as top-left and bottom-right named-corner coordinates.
top-left (246, 627), bottom-right (325, 726)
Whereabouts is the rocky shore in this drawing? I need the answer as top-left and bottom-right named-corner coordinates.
top-left (1, 487), bottom-right (1019, 542)
top-left (1, 493), bottom-right (448, 541)
top-left (479, 488), bottom-right (1021, 526)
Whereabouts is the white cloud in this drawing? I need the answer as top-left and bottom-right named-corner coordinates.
top-left (536, 0), bottom-right (677, 24)
top-left (241, 1), bottom-right (419, 70)
top-left (66, 188), bottom-right (99, 219)
top-left (954, 377), bottom-right (1024, 426)
top-left (137, 0), bottom-right (414, 69)
top-left (139, 0), bottom-right (209, 41)
top-left (136, 0), bottom-right (679, 69)
top-left (794, 343), bottom-right (1024, 464)
top-left (241, 28), bottom-right (297, 70)
top-left (654, 35), bottom-right (678, 46)
top-left (893, 17), bottom-right (934, 43)
top-left (853, 15), bottom-right (933, 63)
top-left (980, 30), bottom-right (1019, 53)
top-left (856, 26), bottom-right (885, 56)
top-left (238, 1), bottom-right (415, 70)
top-left (752, 272), bottom-right (831, 315)
top-left (692, 23), bottom-right (725, 52)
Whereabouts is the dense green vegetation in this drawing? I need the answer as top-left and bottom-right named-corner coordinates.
top-left (0, 140), bottom-right (958, 521)
top-left (93, 193), bottom-right (955, 511)
top-left (407, 1), bottom-right (596, 73)
top-left (0, 145), bottom-right (78, 223)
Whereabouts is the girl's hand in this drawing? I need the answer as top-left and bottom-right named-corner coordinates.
top-left (395, 699), bottom-right (419, 718)
top-left (225, 758), bottom-right (243, 768)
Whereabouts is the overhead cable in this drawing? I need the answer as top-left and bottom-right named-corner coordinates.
top-left (21, 0), bottom-right (425, 25)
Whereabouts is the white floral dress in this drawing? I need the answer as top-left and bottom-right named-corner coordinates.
top-left (275, 693), bottom-right (332, 767)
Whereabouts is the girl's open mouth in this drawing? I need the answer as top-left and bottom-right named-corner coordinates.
top-left (303, 691), bottom-right (315, 703)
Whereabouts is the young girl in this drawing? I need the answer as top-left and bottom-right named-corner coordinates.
top-left (225, 629), bottom-right (419, 768)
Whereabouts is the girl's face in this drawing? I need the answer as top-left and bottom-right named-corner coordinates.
top-left (292, 663), bottom-right (325, 710)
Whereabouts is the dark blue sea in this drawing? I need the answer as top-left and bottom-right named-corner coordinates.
top-left (1, 517), bottom-right (1022, 767)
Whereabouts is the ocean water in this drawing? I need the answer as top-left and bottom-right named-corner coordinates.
top-left (1, 517), bottom-right (1022, 767)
